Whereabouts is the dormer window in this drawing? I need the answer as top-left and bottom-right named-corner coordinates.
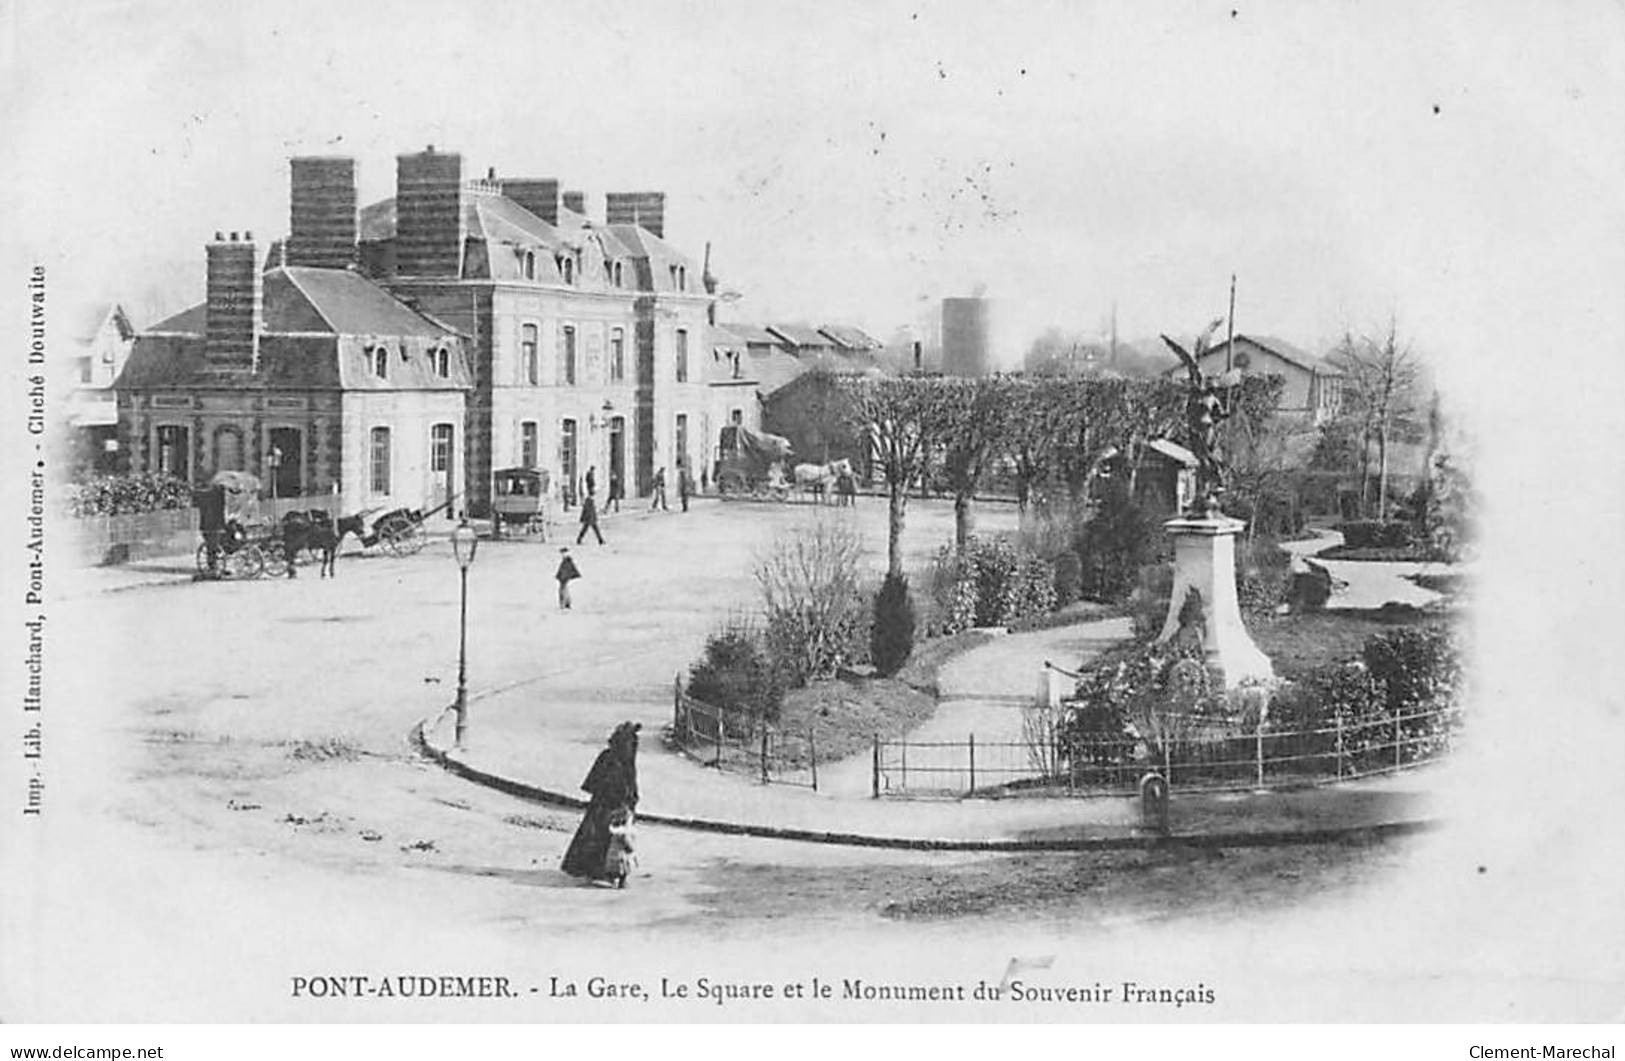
top-left (435, 347), bottom-right (450, 378)
top-left (560, 256), bottom-right (575, 285)
top-left (372, 346), bottom-right (388, 379)
top-left (613, 262), bottom-right (624, 288)
top-left (679, 265), bottom-right (687, 292)
top-left (523, 251), bottom-right (536, 281)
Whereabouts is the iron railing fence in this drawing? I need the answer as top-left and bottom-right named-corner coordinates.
top-left (670, 678), bottom-right (820, 790)
top-left (872, 702), bottom-right (1464, 799)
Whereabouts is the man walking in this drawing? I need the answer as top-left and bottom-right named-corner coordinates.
top-left (555, 548), bottom-right (581, 610)
top-left (585, 465), bottom-right (597, 499)
top-left (650, 466), bottom-right (668, 511)
top-left (607, 470), bottom-right (623, 513)
top-left (577, 489), bottom-right (605, 544)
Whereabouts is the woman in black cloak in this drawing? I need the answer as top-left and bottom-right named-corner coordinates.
top-left (560, 721), bottom-right (641, 880)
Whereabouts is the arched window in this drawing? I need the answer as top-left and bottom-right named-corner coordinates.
top-left (523, 251), bottom-right (536, 280)
top-left (372, 346), bottom-right (388, 379)
top-left (613, 262), bottom-right (624, 288)
top-left (436, 347), bottom-right (450, 378)
top-left (560, 256), bottom-right (575, 285)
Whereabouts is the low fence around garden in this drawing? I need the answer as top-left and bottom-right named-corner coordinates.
top-left (670, 678), bottom-right (821, 791)
top-left (71, 491), bottom-right (357, 567)
top-left (872, 701), bottom-right (1463, 798)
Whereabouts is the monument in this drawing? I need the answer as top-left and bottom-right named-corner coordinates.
top-left (1156, 323), bottom-right (1274, 688)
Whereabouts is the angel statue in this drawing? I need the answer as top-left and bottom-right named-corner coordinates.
top-left (1162, 319), bottom-right (1242, 516)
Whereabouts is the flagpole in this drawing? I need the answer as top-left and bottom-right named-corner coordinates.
top-left (1226, 273), bottom-right (1236, 373)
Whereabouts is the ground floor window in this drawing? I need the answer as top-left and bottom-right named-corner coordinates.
top-left (370, 426), bottom-right (391, 495)
top-left (520, 420), bottom-right (539, 468)
top-left (156, 424), bottom-right (190, 481)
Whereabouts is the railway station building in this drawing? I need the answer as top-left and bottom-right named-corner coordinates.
top-left (118, 145), bottom-right (748, 516)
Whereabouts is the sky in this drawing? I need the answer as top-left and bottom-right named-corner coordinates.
top-left (6, 0), bottom-right (1623, 383)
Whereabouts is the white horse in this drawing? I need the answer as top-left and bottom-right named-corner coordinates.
top-left (792, 458), bottom-right (852, 504)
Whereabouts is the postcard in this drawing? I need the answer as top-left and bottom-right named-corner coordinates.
top-left (3, 0), bottom-right (1623, 1041)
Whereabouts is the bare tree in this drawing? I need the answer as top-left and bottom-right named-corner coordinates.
top-left (939, 376), bottom-right (1016, 551)
top-left (754, 516), bottom-right (866, 686)
top-left (1330, 320), bottom-right (1421, 519)
top-left (839, 377), bottom-right (957, 577)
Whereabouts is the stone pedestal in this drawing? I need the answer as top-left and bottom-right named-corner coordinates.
top-left (1156, 515), bottom-right (1274, 688)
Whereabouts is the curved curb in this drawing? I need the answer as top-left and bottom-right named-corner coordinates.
top-left (411, 719), bottom-right (1441, 853)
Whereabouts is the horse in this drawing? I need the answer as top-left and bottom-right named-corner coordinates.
top-left (791, 459), bottom-right (852, 504)
top-left (280, 509), bottom-right (366, 578)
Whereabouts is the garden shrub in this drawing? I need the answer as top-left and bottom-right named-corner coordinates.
top-left (1128, 561), bottom-right (1174, 640)
top-left (1076, 492), bottom-right (1162, 602)
top-left (1052, 549), bottom-right (1083, 608)
top-left (1361, 626), bottom-right (1463, 716)
top-left (67, 472), bottom-right (194, 518)
top-left (755, 518), bottom-right (868, 688)
top-left (930, 538), bottom-right (1058, 632)
top-left (1335, 520), bottom-right (1415, 550)
top-left (870, 573), bottom-right (917, 677)
top-left (687, 616), bottom-right (785, 723)
top-left (1235, 537), bottom-right (1293, 616)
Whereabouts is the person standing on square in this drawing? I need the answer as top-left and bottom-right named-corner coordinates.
top-left (651, 466), bottom-right (669, 511)
top-left (678, 460), bottom-right (692, 513)
top-left (555, 548), bottom-right (581, 610)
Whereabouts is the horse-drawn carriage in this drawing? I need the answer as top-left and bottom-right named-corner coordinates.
top-left (194, 470), bottom-right (457, 580)
top-left (714, 425), bottom-right (794, 501)
top-left (490, 466), bottom-right (551, 539)
top-left (194, 472), bottom-right (271, 579)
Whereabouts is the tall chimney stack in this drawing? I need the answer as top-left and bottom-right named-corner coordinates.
top-left (287, 156), bottom-right (358, 269)
top-left (395, 145), bottom-right (465, 277)
top-left (561, 189), bottom-right (586, 216)
top-left (500, 178), bottom-right (560, 226)
top-left (605, 191), bottom-right (666, 238)
top-left (205, 231), bottom-right (262, 374)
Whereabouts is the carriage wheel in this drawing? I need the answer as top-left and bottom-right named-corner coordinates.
top-left (379, 516), bottom-right (423, 556)
top-left (226, 544), bottom-right (266, 580)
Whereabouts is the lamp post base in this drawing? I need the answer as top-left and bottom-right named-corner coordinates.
top-left (1156, 515), bottom-right (1274, 689)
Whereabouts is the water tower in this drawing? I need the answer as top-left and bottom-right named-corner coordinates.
top-left (941, 297), bottom-right (993, 377)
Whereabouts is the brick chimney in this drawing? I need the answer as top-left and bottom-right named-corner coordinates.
top-left (395, 145), bottom-right (465, 277)
top-left (561, 189), bottom-right (586, 216)
top-left (287, 156), bottom-right (358, 268)
top-left (605, 192), bottom-right (666, 238)
top-left (500, 178), bottom-right (560, 226)
top-left (205, 231), bottom-right (261, 374)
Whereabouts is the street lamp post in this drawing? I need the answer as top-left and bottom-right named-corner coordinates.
top-left (450, 520), bottom-right (479, 747)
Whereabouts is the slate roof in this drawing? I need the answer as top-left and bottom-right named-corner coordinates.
top-left (724, 324), bottom-right (784, 347)
top-left (358, 188), bottom-right (695, 294)
top-left (818, 324), bottom-right (880, 351)
top-left (767, 323), bottom-right (833, 349)
top-left (119, 266), bottom-right (470, 391)
top-left (141, 269), bottom-right (455, 339)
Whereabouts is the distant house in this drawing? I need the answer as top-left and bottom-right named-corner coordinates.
top-left (1167, 334), bottom-right (1345, 424)
top-left (63, 302), bottom-right (137, 469)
